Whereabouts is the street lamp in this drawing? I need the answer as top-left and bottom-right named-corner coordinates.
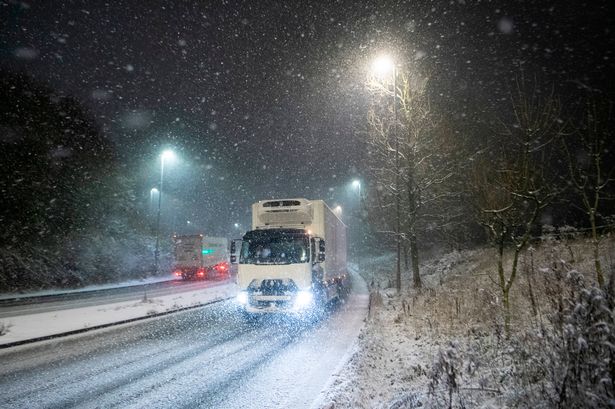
top-left (371, 54), bottom-right (401, 292)
top-left (334, 205), bottom-right (343, 217)
top-left (150, 187), bottom-right (159, 209)
top-left (352, 179), bottom-right (361, 197)
top-left (154, 149), bottom-right (176, 273)
top-left (372, 55), bottom-right (395, 77)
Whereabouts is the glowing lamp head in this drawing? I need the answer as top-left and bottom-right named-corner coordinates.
top-left (372, 55), bottom-right (395, 77)
top-left (352, 180), bottom-right (361, 189)
top-left (161, 149), bottom-right (176, 163)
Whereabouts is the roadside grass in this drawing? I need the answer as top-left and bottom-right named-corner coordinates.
top-left (327, 234), bottom-right (615, 408)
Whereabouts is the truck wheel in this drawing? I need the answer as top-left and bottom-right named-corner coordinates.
top-left (307, 286), bottom-right (328, 320)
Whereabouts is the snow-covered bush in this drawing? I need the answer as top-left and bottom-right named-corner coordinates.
top-left (425, 267), bottom-right (615, 408)
top-left (428, 341), bottom-right (464, 408)
top-left (507, 277), bottom-right (615, 408)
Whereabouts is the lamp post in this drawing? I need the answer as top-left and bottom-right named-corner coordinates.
top-left (351, 179), bottom-right (363, 251)
top-left (334, 205), bottom-right (343, 218)
top-left (372, 55), bottom-right (401, 292)
top-left (154, 149), bottom-right (176, 273)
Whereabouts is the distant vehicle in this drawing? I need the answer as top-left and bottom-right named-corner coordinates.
top-left (172, 235), bottom-right (230, 280)
top-left (234, 198), bottom-right (348, 315)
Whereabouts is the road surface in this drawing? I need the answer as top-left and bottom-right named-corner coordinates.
top-left (0, 273), bottom-right (368, 409)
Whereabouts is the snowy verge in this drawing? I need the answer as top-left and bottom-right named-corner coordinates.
top-left (309, 264), bottom-right (369, 409)
top-left (0, 281), bottom-right (238, 347)
top-left (317, 238), bottom-right (615, 408)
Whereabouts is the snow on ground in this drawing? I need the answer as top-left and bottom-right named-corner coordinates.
top-left (0, 274), bottom-right (178, 300)
top-left (319, 237), bottom-right (615, 408)
top-left (0, 270), bottom-right (370, 409)
top-left (316, 251), bottom-right (483, 409)
top-left (0, 281), bottom-right (238, 345)
top-left (318, 292), bottom-right (432, 409)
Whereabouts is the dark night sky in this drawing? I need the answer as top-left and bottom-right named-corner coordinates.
top-left (2, 0), bottom-right (613, 235)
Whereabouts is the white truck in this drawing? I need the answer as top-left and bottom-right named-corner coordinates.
top-left (234, 198), bottom-right (348, 314)
top-left (172, 235), bottom-right (230, 280)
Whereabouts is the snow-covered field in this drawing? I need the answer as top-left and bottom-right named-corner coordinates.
top-left (320, 237), bottom-right (615, 408)
top-left (0, 281), bottom-right (238, 346)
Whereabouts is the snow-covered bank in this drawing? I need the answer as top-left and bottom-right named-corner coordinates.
top-left (0, 281), bottom-right (238, 346)
top-left (319, 237), bottom-right (615, 408)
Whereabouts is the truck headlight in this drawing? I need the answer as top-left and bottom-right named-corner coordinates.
top-left (237, 291), bottom-right (248, 305)
top-left (294, 291), bottom-right (314, 309)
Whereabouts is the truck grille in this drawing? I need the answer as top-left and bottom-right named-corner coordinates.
top-left (259, 279), bottom-right (294, 296)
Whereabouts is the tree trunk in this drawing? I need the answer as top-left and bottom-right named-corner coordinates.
top-left (396, 234), bottom-right (401, 293)
top-left (590, 211), bottom-right (604, 287)
top-left (410, 230), bottom-right (422, 289)
top-left (496, 239), bottom-right (511, 337)
top-left (403, 241), bottom-right (409, 270)
top-left (502, 286), bottom-right (511, 337)
top-left (526, 251), bottom-right (538, 317)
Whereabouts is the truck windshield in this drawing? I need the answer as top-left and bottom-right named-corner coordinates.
top-left (240, 235), bottom-right (309, 265)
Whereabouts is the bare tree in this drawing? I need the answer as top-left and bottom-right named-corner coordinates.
top-left (561, 95), bottom-right (615, 287)
top-left (365, 61), bottom-right (455, 290)
top-left (471, 78), bottom-right (561, 334)
top-left (364, 92), bottom-right (401, 289)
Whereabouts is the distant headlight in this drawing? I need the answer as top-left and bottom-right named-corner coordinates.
top-left (237, 291), bottom-right (248, 305)
top-left (294, 290), bottom-right (314, 309)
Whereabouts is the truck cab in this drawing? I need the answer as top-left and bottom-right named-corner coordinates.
top-left (235, 198), bottom-right (347, 314)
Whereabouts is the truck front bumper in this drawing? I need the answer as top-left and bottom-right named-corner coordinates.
top-left (236, 290), bottom-right (314, 313)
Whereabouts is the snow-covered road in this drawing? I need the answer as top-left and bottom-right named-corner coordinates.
top-left (0, 273), bottom-right (368, 409)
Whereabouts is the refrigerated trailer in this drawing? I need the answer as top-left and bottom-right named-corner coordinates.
top-left (172, 235), bottom-right (230, 280)
top-left (235, 198), bottom-right (348, 314)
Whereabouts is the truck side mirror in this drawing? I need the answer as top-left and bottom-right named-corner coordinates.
top-left (318, 239), bottom-right (325, 262)
top-left (230, 240), bottom-right (241, 264)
